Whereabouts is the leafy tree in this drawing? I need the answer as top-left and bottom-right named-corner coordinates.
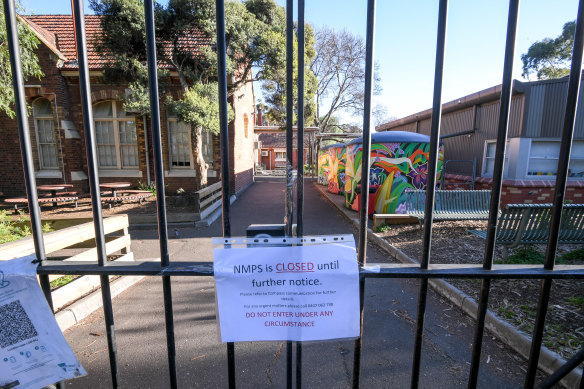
top-left (521, 20), bottom-right (575, 80)
top-left (91, 0), bottom-right (300, 187)
top-left (311, 27), bottom-right (383, 132)
top-left (0, 3), bottom-right (43, 117)
top-left (261, 23), bottom-right (318, 126)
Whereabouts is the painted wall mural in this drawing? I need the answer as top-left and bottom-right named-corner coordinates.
top-left (327, 144), bottom-right (347, 194)
top-left (344, 133), bottom-right (444, 215)
top-left (317, 147), bottom-right (330, 185)
top-left (317, 143), bottom-right (347, 191)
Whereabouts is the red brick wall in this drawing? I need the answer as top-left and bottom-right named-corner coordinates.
top-left (444, 174), bottom-right (584, 206)
top-left (258, 148), bottom-right (309, 170)
top-left (0, 44), bottom-right (253, 198)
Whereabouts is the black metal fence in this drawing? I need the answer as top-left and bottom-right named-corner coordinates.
top-left (3, 0), bottom-right (584, 387)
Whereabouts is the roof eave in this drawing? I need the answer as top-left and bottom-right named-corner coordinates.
top-left (376, 81), bottom-right (526, 132)
top-left (18, 15), bottom-right (68, 63)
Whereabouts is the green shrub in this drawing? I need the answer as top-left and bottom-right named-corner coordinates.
top-left (0, 210), bottom-right (53, 244)
top-left (375, 224), bottom-right (391, 233)
top-left (567, 296), bottom-right (584, 310)
top-left (137, 180), bottom-right (156, 195)
top-left (503, 246), bottom-right (545, 264)
top-left (0, 210), bottom-right (31, 244)
top-left (559, 247), bottom-right (584, 263)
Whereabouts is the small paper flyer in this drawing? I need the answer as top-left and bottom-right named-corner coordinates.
top-left (0, 256), bottom-right (86, 389)
top-left (214, 240), bottom-right (360, 342)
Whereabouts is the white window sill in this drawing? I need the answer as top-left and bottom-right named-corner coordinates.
top-left (36, 170), bottom-right (62, 179)
top-left (165, 170), bottom-right (217, 178)
top-left (166, 170), bottom-right (196, 177)
top-left (98, 170), bottom-right (142, 178)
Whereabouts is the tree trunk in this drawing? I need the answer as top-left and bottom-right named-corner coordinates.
top-left (192, 125), bottom-right (208, 189)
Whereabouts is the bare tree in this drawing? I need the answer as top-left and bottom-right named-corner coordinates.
top-left (311, 27), bottom-right (383, 132)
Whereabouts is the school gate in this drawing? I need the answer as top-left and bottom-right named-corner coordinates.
top-left (2, 0), bottom-right (584, 387)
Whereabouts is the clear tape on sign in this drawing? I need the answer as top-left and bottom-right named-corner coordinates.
top-left (212, 234), bottom-right (355, 247)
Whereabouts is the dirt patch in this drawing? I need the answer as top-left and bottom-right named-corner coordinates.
top-left (377, 220), bottom-right (584, 360)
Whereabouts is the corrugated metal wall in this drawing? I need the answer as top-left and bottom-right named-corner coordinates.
top-left (525, 78), bottom-right (584, 139)
top-left (382, 76), bottom-right (584, 177)
top-left (387, 97), bottom-right (524, 175)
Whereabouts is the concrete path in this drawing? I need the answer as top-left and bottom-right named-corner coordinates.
top-left (63, 177), bottom-right (536, 388)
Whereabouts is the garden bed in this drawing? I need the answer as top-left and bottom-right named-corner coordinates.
top-left (376, 220), bottom-right (584, 360)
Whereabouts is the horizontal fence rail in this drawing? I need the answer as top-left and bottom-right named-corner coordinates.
top-left (3, 0), bottom-right (584, 387)
top-left (37, 262), bottom-right (584, 280)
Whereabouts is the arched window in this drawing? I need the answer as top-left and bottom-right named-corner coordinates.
top-left (243, 113), bottom-right (249, 138)
top-left (94, 101), bottom-right (138, 169)
top-left (33, 98), bottom-right (58, 169)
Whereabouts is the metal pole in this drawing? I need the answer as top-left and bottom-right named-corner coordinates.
top-left (296, 0), bottom-right (305, 387)
top-left (5, 4), bottom-right (64, 386)
top-left (2, 0), bottom-right (46, 264)
top-left (143, 0), bottom-right (176, 387)
top-left (352, 0), bottom-right (376, 387)
top-left (70, 0), bottom-right (118, 385)
top-left (215, 0), bottom-right (235, 387)
top-left (468, 2), bottom-right (519, 387)
top-left (525, 0), bottom-right (584, 386)
top-left (285, 0), bottom-right (294, 238)
top-left (285, 0), bottom-right (294, 386)
top-left (411, 1), bottom-right (448, 387)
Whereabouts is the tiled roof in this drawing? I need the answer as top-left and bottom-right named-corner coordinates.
top-left (259, 133), bottom-right (310, 149)
top-left (22, 14), bottom-right (210, 71)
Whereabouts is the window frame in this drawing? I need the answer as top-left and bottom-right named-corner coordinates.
top-left (94, 101), bottom-right (139, 171)
top-left (526, 138), bottom-right (584, 179)
top-left (275, 151), bottom-right (286, 161)
top-left (167, 118), bottom-right (194, 170)
top-left (481, 140), bottom-right (510, 179)
top-left (32, 98), bottom-right (59, 170)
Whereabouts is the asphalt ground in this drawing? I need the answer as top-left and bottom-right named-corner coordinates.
top-left (63, 176), bottom-right (539, 388)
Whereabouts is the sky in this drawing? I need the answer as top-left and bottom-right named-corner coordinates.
top-left (21, 0), bottom-right (580, 122)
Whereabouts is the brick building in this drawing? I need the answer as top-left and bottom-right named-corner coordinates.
top-left (0, 15), bottom-right (256, 197)
top-left (376, 77), bottom-right (584, 206)
top-left (254, 127), bottom-right (319, 171)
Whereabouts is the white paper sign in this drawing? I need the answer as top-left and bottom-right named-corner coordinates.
top-left (0, 256), bottom-right (86, 389)
top-left (214, 241), bottom-right (360, 342)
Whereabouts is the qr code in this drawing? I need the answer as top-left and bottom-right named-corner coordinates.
top-left (0, 300), bottom-right (38, 348)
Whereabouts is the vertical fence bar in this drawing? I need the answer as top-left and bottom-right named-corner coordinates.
top-left (296, 0), bottom-right (305, 387)
top-left (70, 0), bottom-right (119, 386)
top-left (468, 1), bottom-right (520, 387)
top-left (143, 0), bottom-right (177, 387)
top-left (352, 0), bottom-right (376, 387)
top-left (525, 0), bottom-right (584, 386)
top-left (3, 4), bottom-right (60, 388)
top-left (214, 1), bottom-right (235, 387)
top-left (411, 1), bottom-right (448, 387)
top-left (2, 0), bottom-right (45, 265)
top-left (285, 0), bottom-right (294, 386)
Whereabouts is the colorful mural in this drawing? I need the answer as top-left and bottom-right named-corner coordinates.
top-left (317, 146), bottom-right (331, 185)
top-left (326, 144), bottom-right (347, 194)
top-left (344, 132), bottom-right (444, 215)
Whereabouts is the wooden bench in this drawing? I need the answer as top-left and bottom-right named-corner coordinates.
top-left (4, 195), bottom-right (79, 212)
top-left (468, 203), bottom-right (584, 259)
top-left (101, 190), bottom-right (153, 208)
